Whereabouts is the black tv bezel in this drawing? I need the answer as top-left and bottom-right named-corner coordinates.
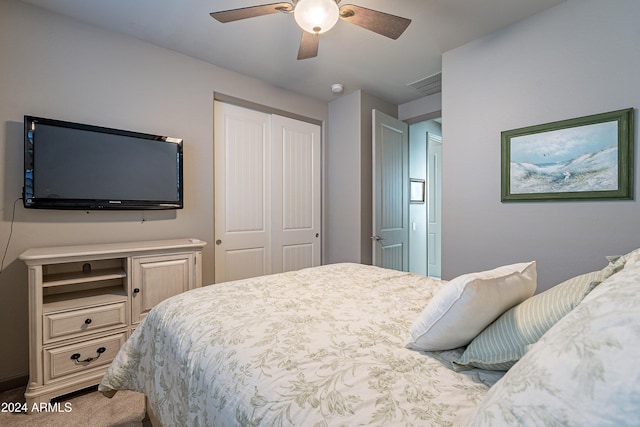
top-left (23, 115), bottom-right (184, 210)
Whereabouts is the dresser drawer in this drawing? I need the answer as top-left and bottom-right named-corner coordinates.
top-left (43, 302), bottom-right (127, 344)
top-left (44, 333), bottom-right (126, 383)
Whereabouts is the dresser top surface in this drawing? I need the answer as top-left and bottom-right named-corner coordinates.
top-left (20, 238), bottom-right (206, 263)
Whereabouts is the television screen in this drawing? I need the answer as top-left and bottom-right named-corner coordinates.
top-left (24, 116), bottom-right (183, 210)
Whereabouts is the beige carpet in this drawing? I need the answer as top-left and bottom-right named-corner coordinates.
top-left (0, 385), bottom-right (149, 427)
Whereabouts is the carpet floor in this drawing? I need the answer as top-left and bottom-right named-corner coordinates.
top-left (0, 385), bottom-right (150, 427)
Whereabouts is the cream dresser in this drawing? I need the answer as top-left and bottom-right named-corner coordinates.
top-left (19, 238), bottom-right (206, 408)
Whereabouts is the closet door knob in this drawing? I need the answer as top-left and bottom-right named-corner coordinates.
top-left (133, 288), bottom-right (140, 294)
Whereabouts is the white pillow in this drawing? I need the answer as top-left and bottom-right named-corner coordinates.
top-left (406, 261), bottom-right (537, 351)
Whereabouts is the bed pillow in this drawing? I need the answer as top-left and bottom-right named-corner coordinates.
top-left (453, 268), bottom-right (610, 371)
top-left (605, 247), bottom-right (640, 272)
top-left (464, 260), bottom-right (640, 427)
top-left (406, 261), bottom-right (536, 351)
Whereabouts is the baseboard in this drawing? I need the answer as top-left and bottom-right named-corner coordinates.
top-left (0, 375), bottom-right (28, 393)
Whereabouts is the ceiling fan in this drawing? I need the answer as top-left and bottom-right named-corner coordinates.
top-left (210, 0), bottom-right (411, 60)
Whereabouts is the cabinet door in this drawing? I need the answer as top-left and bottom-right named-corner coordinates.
top-left (131, 254), bottom-right (193, 324)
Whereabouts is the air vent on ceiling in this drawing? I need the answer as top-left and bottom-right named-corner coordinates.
top-left (408, 72), bottom-right (441, 96)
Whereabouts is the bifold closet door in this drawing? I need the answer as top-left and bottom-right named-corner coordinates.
top-left (271, 115), bottom-right (321, 273)
top-left (214, 101), bottom-right (321, 283)
top-left (214, 102), bottom-right (272, 283)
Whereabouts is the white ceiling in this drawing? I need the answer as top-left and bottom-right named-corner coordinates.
top-left (20, 0), bottom-right (566, 104)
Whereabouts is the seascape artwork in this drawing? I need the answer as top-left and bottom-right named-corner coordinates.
top-left (509, 121), bottom-right (618, 194)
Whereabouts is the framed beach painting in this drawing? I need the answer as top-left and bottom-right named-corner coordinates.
top-left (501, 108), bottom-right (634, 202)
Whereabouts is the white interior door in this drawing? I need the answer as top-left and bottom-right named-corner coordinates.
top-left (271, 115), bottom-right (321, 273)
top-left (214, 101), bottom-right (271, 282)
top-left (427, 133), bottom-right (442, 278)
top-left (372, 110), bottom-right (409, 271)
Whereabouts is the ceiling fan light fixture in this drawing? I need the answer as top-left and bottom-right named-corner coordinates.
top-left (294, 0), bottom-right (339, 34)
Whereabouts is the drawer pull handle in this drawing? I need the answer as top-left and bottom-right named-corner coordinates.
top-left (84, 318), bottom-right (92, 325)
top-left (70, 347), bottom-right (106, 364)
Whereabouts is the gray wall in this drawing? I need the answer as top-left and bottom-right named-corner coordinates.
top-left (0, 0), bottom-right (327, 385)
top-left (326, 90), bottom-right (396, 265)
top-left (441, 0), bottom-right (640, 291)
top-left (399, 93), bottom-right (442, 123)
top-left (326, 92), bottom-right (362, 263)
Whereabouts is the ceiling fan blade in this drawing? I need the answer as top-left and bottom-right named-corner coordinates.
top-left (297, 31), bottom-right (319, 60)
top-left (210, 3), bottom-right (293, 23)
top-left (338, 5), bottom-right (411, 40)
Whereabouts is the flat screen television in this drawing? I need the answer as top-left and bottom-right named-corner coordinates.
top-left (23, 115), bottom-right (183, 210)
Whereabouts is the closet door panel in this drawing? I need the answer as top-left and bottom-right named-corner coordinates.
top-left (272, 115), bottom-right (321, 273)
top-left (214, 101), bottom-right (272, 283)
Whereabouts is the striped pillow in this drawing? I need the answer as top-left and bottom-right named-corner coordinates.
top-left (453, 268), bottom-right (613, 371)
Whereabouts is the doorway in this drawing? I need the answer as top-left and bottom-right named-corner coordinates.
top-left (409, 118), bottom-right (442, 278)
top-left (371, 111), bottom-right (442, 278)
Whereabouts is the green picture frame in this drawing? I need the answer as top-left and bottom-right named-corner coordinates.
top-left (501, 108), bottom-right (634, 202)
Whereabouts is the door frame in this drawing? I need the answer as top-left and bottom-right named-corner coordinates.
top-left (396, 112), bottom-right (443, 277)
top-left (426, 132), bottom-right (442, 278)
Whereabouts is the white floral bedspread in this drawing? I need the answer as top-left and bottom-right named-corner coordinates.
top-left (99, 263), bottom-right (503, 426)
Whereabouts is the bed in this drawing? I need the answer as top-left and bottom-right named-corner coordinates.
top-left (99, 256), bottom-right (640, 426)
